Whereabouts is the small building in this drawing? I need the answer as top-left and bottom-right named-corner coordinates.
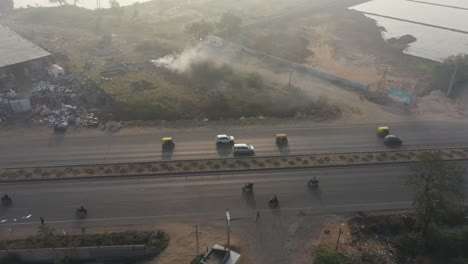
top-left (0, 24), bottom-right (51, 96)
top-left (47, 64), bottom-right (65, 78)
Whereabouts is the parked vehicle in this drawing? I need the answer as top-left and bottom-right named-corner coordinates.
top-left (53, 122), bottom-right (68, 133)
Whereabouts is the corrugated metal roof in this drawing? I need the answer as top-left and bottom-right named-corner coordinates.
top-left (0, 25), bottom-right (51, 68)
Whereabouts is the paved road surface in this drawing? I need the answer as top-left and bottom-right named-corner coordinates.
top-left (4, 162), bottom-right (466, 234)
top-left (1, 121), bottom-right (467, 167)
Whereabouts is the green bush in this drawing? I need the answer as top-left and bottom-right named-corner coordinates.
top-left (360, 250), bottom-right (387, 264)
top-left (115, 97), bottom-right (182, 120)
top-left (147, 231), bottom-right (170, 257)
top-left (117, 60), bottom-right (341, 121)
top-left (392, 232), bottom-right (425, 259)
top-left (315, 245), bottom-right (350, 264)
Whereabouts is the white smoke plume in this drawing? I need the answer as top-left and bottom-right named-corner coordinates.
top-left (150, 44), bottom-right (208, 73)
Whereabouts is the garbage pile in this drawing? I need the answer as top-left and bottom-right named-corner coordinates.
top-left (31, 74), bottom-right (111, 109)
top-left (100, 121), bottom-right (122, 133)
top-left (30, 104), bottom-right (100, 128)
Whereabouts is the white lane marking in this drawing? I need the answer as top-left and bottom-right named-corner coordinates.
top-left (0, 201), bottom-right (412, 226)
top-left (22, 214), bottom-right (31, 219)
top-left (269, 201), bottom-right (412, 213)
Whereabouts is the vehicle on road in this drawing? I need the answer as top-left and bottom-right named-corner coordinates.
top-left (377, 126), bottom-right (390, 137)
top-left (162, 137), bottom-right (175, 150)
top-left (275, 133), bottom-right (288, 146)
top-left (242, 182), bottom-right (254, 192)
top-left (76, 206), bottom-right (88, 217)
top-left (216, 134), bottom-right (235, 144)
top-left (308, 177), bottom-right (319, 188)
top-left (384, 135), bottom-right (403, 146)
top-left (233, 143), bottom-right (255, 156)
top-left (1, 194), bottom-right (12, 206)
top-left (269, 195), bottom-right (279, 208)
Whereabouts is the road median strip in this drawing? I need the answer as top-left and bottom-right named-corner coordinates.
top-left (1, 148), bottom-right (467, 181)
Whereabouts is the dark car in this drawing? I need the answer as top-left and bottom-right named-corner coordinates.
top-left (384, 135), bottom-right (403, 146)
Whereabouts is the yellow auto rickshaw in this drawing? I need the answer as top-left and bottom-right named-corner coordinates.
top-left (162, 137), bottom-right (175, 149)
top-left (275, 133), bottom-right (288, 146)
top-left (377, 126), bottom-right (390, 137)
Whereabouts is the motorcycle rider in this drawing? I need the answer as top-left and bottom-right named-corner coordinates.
top-left (271, 195), bottom-right (278, 203)
top-left (1, 194), bottom-right (10, 202)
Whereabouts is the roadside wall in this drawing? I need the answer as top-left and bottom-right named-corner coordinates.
top-left (0, 245), bottom-right (147, 263)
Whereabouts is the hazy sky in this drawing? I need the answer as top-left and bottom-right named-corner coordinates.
top-left (14, 0), bottom-right (150, 9)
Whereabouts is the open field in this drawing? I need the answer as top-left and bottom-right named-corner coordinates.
top-left (0, 0), bottom-right (464, 125)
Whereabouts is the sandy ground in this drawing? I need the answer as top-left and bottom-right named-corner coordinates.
top-left (0, 214), bottom-right (328, 264)
top-left (146, 213), bottom-right (327, 264)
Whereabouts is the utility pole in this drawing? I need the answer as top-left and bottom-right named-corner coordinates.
top-left (447, 65), bottom-right (458, 97)
top-left (288, 71), bottom-right (293, 87)
top-left (226, 209), bottom-right (231, 249)
top-left (335, 223), bottom-right (344, 251)
top-left (377, 66), bottom-right (388, 94)
top-left (195, 225), bottom-right (200, 255)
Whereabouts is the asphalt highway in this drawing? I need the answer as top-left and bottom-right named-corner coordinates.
top-left (4, 162), bottom-right (465, 234)
top-left (1, 121), bottom-right (468, 168)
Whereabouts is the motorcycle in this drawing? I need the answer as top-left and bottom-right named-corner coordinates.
top-left (308, 178), bottom-right (319, 188)
top-left (1, 195), bottom-right (12, 206)
top-left (242, 182), bottom-right (254, 192)
top-left (269, 196), bottom-right (279, 208)
top-left (76, 206), bottom-right (88, 217)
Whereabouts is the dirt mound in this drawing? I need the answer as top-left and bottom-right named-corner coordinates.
top-left (413, 90), bottom-right (464, 117)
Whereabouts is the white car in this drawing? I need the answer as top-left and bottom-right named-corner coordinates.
top-left (233, 143), bottom-right (255, 155)
top-left (216, 134), bottom-right (235, 144)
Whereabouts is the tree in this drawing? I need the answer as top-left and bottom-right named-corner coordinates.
top-left (185, 20), bottom-right (214, 40)
top-left (37, 225), bottom-right (58, 247)
top-left (218, 12), bottom-right (242, 40)
top-left (0, 0), bottom-right (14, 11)
top-left (73, 0), bottom-right (79, 6)
top-left (431, 53), bottom-right (468, 97)
top-left (402, 152), bottom-right (465, 235)
top-left (109, 0), bottom-right (120, 9)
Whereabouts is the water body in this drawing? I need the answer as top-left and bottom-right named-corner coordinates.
top-left (13, 0), bottom-right (150, 9)
top-left (350, 0), bottom-right (468, 62)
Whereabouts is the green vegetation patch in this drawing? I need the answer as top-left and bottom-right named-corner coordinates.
top-left (0, 226), bottom-right (169, 258)
top-left (115, 61), bottom-right (341, 121)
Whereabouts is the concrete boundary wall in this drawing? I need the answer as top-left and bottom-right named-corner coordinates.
top-left (0, 245), bottom-right (147, 263)
top-left (0, 148), bottom-right (467, 182)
